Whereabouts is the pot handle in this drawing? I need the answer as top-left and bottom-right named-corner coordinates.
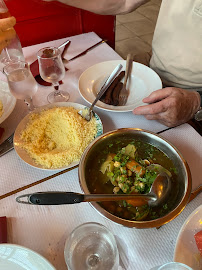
top-left (188, 185), bottom-right (202, 203)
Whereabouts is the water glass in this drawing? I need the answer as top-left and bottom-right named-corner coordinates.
top-left (150, 262), bottom-right (193, 270)
top-left (3, 60), bottom-right (37, 111)
top-left (64, 222), bottom-right (119, 270)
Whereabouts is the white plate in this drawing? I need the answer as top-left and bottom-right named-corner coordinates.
top-left (14, 102), bottom-right (103, 171)
top-left (0, 244), bottom-right (55, 270)
top-left (174, 205), bottom-right (202, 270)
top-left (78, 60), bottom-right (162, 112)
top-left (0, 80), bottom-right (16, 124)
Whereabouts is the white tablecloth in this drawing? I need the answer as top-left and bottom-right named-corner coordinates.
top-left (0, 32), bottom-right (201, 270)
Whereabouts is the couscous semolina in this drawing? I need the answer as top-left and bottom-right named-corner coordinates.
top-left (20, 107), bottom-right (97, 168)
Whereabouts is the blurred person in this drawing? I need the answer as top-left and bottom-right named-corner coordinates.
top-left (43, 0), bottom-right (202, 127)
top-left (0, 16), bottom-right (16, 53)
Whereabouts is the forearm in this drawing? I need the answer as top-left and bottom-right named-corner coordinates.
top-left (51, 0), bottom-right (150, 15)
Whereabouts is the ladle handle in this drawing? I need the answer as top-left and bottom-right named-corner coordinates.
top-left (16, 192), bottom-right (154, 205)
top-left (29, 192), bottom-right (84, 205)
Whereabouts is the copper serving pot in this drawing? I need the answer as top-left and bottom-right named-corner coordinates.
top-left (78, 128), bottom-right (192, 229)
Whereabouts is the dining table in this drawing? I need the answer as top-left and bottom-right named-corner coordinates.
top-left (0, 32), bottom-right (201, 270)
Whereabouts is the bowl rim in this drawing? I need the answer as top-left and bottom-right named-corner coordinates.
top-left (78, 128), bottom-right (192, 228)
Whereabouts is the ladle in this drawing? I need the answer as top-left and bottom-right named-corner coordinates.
top-left (16, 173), bottom-right (171, 207)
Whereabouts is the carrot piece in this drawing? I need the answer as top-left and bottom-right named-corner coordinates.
top-left (126, 198), bottom-right (148, 207)
top-left (126, 158), bottom-right (145, 177)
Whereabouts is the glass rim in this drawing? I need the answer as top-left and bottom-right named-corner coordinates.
top-left (158, 262), bottom-right (193, 270)
top-left (37, 46), bottom-right (61, 59)
top-left (66, 222), bottom-right (114, 235)
top-left (3, 60), bottom-right (29, 75)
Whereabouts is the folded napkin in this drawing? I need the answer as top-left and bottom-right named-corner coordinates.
top-left (0, 216), bottom-right (7, 243)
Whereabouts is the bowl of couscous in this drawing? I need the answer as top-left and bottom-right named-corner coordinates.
top-left (14, 102), bottom-right (103, 170)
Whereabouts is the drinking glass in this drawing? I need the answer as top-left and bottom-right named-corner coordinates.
top-left (150, 262), bottom-right (193, 270)
top-left (64, 222), bottom-right (119, 270)
top-left (37, 46), bottom-right (70, 103)
top-left (3, 60), bottom-right (38, 111)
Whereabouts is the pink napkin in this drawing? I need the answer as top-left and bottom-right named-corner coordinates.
top-left (0, 216), bottom-right (7, 243)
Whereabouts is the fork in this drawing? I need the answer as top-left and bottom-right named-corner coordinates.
top-left (0, 133), bottom-right (14, 157)
top-left (119, 53), bottom-right (133, 106)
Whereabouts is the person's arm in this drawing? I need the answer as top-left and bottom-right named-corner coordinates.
top-left (44, 0), bottom-right (150, 15)
top-left (0, 17), bottom-right (16, 53)
top-left (133, 87), bottom-right (201, 127)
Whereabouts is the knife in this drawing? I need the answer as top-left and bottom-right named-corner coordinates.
top-left (0, 133), bottom-right (14, 157)
top-left (63, 39), bottom-right (107, 62)
top-left (30, 39), bottom-right (106, 86)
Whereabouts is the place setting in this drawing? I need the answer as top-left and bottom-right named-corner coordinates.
top-left (0, 32), bottom-right (201, 270)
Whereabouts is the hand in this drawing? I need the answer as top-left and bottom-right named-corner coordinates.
top-left (133, 87), bottom-right (201, 127)
top-left (0, 17), bottom-right (16, 53)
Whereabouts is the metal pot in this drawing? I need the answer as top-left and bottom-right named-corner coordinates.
top-left (78, 128), bottom-right (192, 228)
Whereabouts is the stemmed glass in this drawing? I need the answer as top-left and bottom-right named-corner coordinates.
top-left (37, 46), bottom-right (70, 103)
top-left (3, 60), bottom-right (38, 111)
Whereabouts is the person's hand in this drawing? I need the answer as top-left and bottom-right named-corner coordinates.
top-left (0, 16), bottom-right (16, 54)
top-left (133, 87), bottom-right (201, 127)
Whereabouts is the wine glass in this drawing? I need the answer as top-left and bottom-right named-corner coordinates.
top-left (37, 46), bottom-right (70, 103)
top-left (64, 222), bottom-right (119, 270)
top-left (3, 60), bottom-right (38, 111)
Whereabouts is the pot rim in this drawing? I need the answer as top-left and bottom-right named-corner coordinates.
top-left (78, 128), bottom-right (192, 228)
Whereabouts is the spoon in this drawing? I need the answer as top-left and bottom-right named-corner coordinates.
top-left (16, 173), bottom-right (171, 207)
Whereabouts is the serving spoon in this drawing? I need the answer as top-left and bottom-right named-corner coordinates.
top-left (16, 173), bottom-right (171, 207)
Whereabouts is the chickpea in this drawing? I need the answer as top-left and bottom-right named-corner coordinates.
top-left (143, 159), bottom-right (150, 166)
top-left (114, 161), bottom-right (121, 167)
top-left (127, 169), bottom-right (132, 176)
top-left (131, 186), bottom-right (138, 193)
top-left (139, 182), bottom-right (145, 189)
top-left (118, 183), bottom-right (123, 189)
top-left (113, 187), bottom-right (120, 193)
top-left (120, 166), bottom-right (126, 173)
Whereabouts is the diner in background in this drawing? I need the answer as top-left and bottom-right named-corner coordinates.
top-left (44, 0), bottom-right (202, 128)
